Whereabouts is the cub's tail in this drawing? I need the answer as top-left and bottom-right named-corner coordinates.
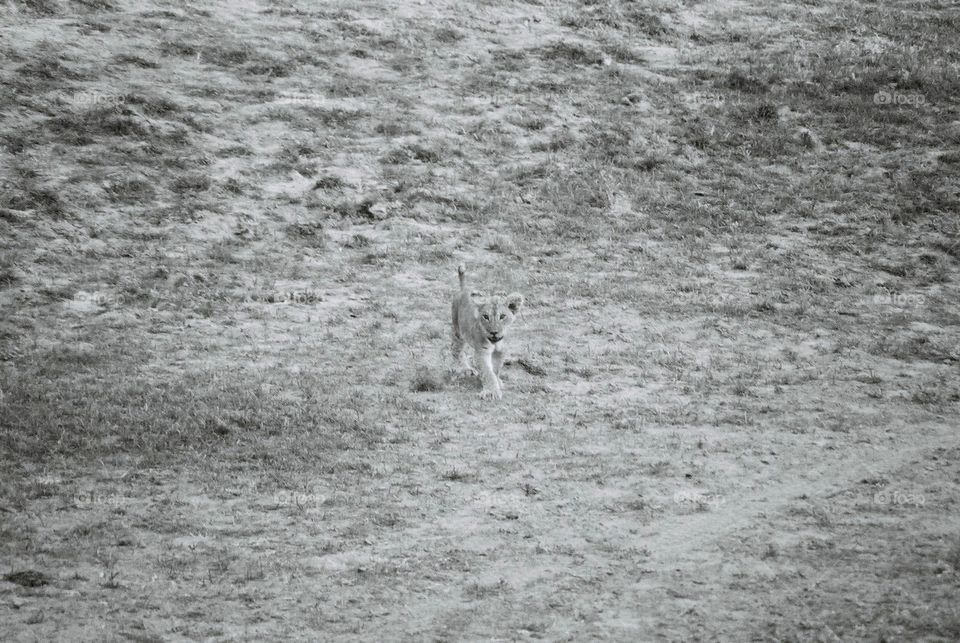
top-left (457, 263), bottom-right (467, 289)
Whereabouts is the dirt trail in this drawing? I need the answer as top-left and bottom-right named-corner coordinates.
top-left (639, 422), bottom-right (958, 566)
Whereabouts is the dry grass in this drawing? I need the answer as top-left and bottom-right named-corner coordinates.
top-left (1, 0), bottom-right (959, 640)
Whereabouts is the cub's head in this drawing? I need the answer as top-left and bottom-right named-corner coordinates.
top-left (474, 292), bottom-right (524, 344)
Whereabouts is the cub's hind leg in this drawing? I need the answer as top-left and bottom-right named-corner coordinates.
top-left (451, 299), bottom-right (476, 376)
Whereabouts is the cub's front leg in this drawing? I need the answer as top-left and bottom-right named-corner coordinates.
top-left (478, 346), bottom-right (502, 400)
top-left (492, 347), bottom-right (506, 389)
top-left (451, 333), bottom-right (476, 377)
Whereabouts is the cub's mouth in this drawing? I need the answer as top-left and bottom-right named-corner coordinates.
top-left (488, 333), bottom-right (503, 343)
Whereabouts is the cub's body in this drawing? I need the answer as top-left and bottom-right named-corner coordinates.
top-left (450, 264), bottom-right (523, 400)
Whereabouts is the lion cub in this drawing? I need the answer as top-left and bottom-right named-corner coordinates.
top-left (451, 264), bottom-right (524, 400)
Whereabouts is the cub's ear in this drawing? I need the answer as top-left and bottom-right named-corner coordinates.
top-left (468, 291), bottom-right (485, 316)
top-left (505, 292), bottom-right (524, 314)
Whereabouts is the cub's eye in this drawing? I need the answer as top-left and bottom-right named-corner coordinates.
top-left (482, 314), bottom-right (489, 320)
top-left (499, 314), bottom-right (506, 320)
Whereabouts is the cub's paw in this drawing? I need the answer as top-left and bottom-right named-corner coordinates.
top-left (479, 387), bottom-right (503, 401)
top-left (452, 364), bottom-right (478, 378)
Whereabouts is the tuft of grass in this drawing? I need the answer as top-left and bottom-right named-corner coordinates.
top-left (103, 177), bottom-right (156, 204)
top-left (562, 4), bottom-right (673, 37)
top-left (537, 41), bottom-right (605, 66)
top-left (625, 8), bottom-right (673, 37)
top-left (894, 168), bottom-right (960, 222)
top-left (287, 221), bottom-right (327, 248)
top-left (753, 103), bottom-right (779, 121)
top-left (375, 119), bottom-right (422, 137)
top-left (16, 53), bottom-right (85, 84)
top-left (170, 173), bottom-right (211, 194)
top-left (442, 468), bottom-right (472, 482)
top-left (945, 540), bottom-right (960, 572)
top-left (124, 93), bottom-right (181, 116)
top-left (538, 164), bottom-right (613, 234)
top-left (485, 233), bottom-right (517, 256)
top-left (74, 0), bottom-right (117, 11)
top-left (723, 69), bottom-right (771, 94)
top-left (604, 43), bottom-right (646, 65)
top-left (42, 107), bottom-right (157, 145)
top-left (2, 179), bottom-right (66, 218)
top-left (434, 26), bottom-right (464, 43)
top-left (313, 175), bottom-right (347, 191)
top-left (381, 143), bottom-right (442, 164)
top-left (530, 130), bottom-right (576, 153)
top-left (0, 254), bottom-right (20, 288)
top-left (112, 53), bottom-right (159, 68)
top-left (344, 233), bottom-right (372, 249)
top-left (17, 0), bottom-right (60, 15)
top-left (464, 579), bottom-right (508, 599)
top-left (411, 367), bottom-right (444, 392)
top-left (252, 106), bottom-right (365, 130)
top-left (508, 111), bottom-right (548, 131)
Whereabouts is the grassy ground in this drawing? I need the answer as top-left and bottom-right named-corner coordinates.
top-left (1, 0), bottom-right (959, 640)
